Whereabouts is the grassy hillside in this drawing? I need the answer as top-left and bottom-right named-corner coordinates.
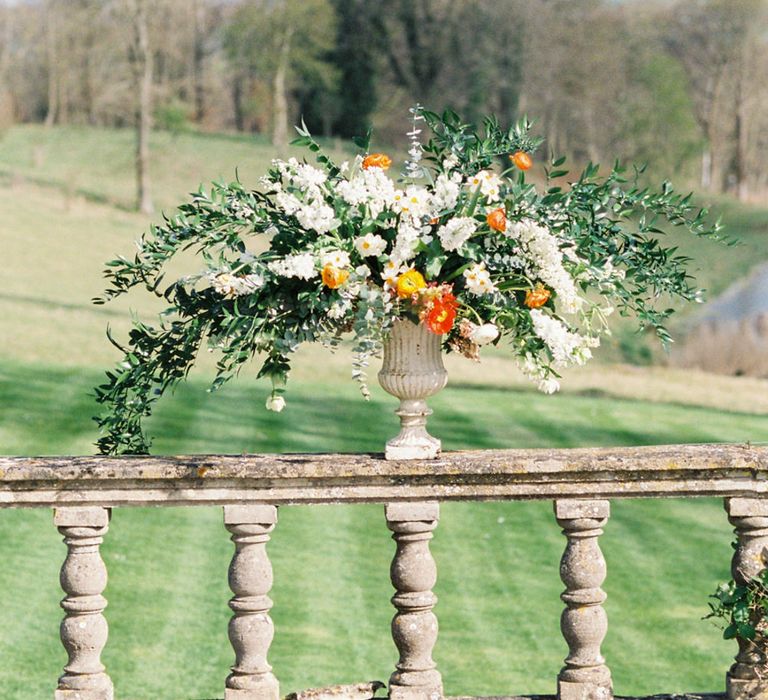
top-left (1, 124), bottom-right (767, 699)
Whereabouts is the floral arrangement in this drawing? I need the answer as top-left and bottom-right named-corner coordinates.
top-left (94, 107), bottom-right (721, 455)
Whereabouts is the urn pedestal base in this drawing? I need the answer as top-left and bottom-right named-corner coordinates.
top-left (378, 320), bottom-right (447, 461)
top-left (385, 399), bottom-right (441, 460)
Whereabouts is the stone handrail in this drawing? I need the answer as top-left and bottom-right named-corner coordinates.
top-left (2, 443), bottom-right (767, 700)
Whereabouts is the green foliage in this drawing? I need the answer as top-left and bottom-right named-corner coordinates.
top-left (707, 566), bottom-right (768, 668)
top-left (93, 110), bottom-right (725, 455)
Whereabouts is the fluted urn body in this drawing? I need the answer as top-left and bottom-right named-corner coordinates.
top-left (378, 319), bottom-right (448, 460)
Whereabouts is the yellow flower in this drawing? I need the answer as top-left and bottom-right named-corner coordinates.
top-left (322, 264), bottom-right (349, 289)
top-left (395, 269), bottom-right (427, 299)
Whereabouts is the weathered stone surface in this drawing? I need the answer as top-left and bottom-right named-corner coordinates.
top-left (725, 499), bottom-right (768, 700)
top-left (55, 506), bottom-right (113, 700)
top-left (0, 444), bottom-right (765, 507)
top-left (556, 499), bottom-right (612, 700)
top-left (386, 502), bottom-right (442, 700)
top-left (285, 681), bottom-right (386, 700)
top-left (224, 505), bottom-right (279, 700)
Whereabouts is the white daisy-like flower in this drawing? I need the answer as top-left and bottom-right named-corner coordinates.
top-left (391, 186), bottom-right (432, 218)
top-left (354, 233), bottom-right (387, 258)
top-left (381, 259), bottom-right (406, 289)
top-left (463, 263), bottom-right (496, 295)
top-left (321, 249), bottom-right (351, 269)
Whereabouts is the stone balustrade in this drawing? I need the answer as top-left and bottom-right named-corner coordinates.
top-left (0, 443), bottom-right (767, 700)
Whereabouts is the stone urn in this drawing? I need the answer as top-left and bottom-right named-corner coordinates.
top-left (378, 319), bottom-right (448, 460)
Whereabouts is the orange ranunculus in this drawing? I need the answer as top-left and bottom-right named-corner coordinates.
top-left (486, 207), bottom-right (507, 232)
top-left (396, 269), bottom-right (427, 299)
top-left (511, 150), bottom-right (533, 171)
top-left (322, 264), bottom-right (350, 289)
top-left (362, 153), bottom-right (392, 170)
top-left (426, 295), bottom-right (458, 335)
top-left (525, 283), bottom-right (551, 309)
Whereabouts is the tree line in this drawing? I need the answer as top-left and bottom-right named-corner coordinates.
top-left (0, 0), bottom-right (766, 209)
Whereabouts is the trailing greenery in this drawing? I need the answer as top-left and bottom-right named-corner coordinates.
top-left (93, 109), bottom-right (724, 455)
top-left (708, 566), bottom-right (768, 670)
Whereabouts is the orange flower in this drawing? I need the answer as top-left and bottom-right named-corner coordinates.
top-left (396, 269), bottom-right (427, 298)
top-left (486, 207), bottom-right (507, 232)
top-left (362, 153), bottom-right (392, 170)
top-left (511, 150), bottom-right (533, 171)
top-left (525, 283), bottom-right (551, 309)
top-left (426, 294), bottom-right (458, 335)
top-left (322, 264), bottom-right (349, 289)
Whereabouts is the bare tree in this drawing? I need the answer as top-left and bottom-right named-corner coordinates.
top-left (128, 0), bottom-right (153, 214)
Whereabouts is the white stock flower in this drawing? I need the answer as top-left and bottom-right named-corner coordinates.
top-left (293, 163), bottom-right (327, 189)
top-left (265, 395), bottom-right (286, 412)
top-left (432, 172), bottom-right (462, 210)
top-left (469, 323), bottom-right (499, 346)
top-left (267, 252), bottom-right (316, 280)
top-left (438, 216), bottom-right (477, 252)
top-left (529, 309), bottom-right (598, 368)
top-left (354, 233), bottom-right (387, 257)
top-left (463, 263), bottom-right (496, 295)
top-left (275, 191), bottom-right (302, 215)
top-left (296, 202), bottom-right (339, 234)
top-left (506, 219), bottom-right (582, 314)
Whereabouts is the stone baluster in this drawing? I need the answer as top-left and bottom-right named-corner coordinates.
top-left (555, 500), bottom-right (612, 700)
top-left (54, 507), bottom-right (113, 700)
top-left (224, 505), bottom-right (280, 700)
top-left (385, 502), bottom-right (442, 700)
top-left (725, 498), bottom-right (768, 700)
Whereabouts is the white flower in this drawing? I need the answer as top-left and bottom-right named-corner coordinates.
top-left (210, 272), bottom-right (239, 297)
top-left (354, 264), bottom-right (371, 279)
top-left (266, 395), bottom-right (286, 412)
top-left (392, 220), bottom-right (422, 261)
top-left (464, 170), bottom-right (502, 202)
top-left (506, 219), bottom-right (583, 314)
top-left (529, 309), bottom-right (598, 368)
top-left (382, 259), bottom-right (406, 288)
top-left (295, 201), bottom-right (339, 234)
top-left (293, 163), bottom-right (327, 189)
top-left (354, 233), bottom-right (387, 258)
top-left (267, 252), bottom-right (316, 280)
top-left (433, 172), bottom-right (462, 210)
top-left (463, 263), bottom-right (496, 295)
top-left (469, 323), bottom-right (499, 346)
top-left (442, 153), bottom-right (459, 170)
top-left (275, 191), bottom-right (302, 215)
top-left (438, 216), bottom-right (478, 252)
top-left (321, 249), bottom-right (351, 268)
top-left (328, 299), bottom-right (351, 319)
top-left (538, 378), bottom-right (561, 394)
top-left (391, 186), bottom-right (432, 218)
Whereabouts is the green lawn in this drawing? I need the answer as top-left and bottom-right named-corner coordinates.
top-left (1, 124), bottom-right (767, 698)
top-left (1, 359), bottom-right (763, 698)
